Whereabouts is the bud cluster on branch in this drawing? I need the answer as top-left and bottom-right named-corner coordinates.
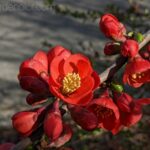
top-left (0, 14), bottom-right (150, 150)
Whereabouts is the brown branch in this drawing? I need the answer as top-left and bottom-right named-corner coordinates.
top-left (11, 30), bottom-right (150, 150)
top-left (100, 30), bottom-right (150, 83)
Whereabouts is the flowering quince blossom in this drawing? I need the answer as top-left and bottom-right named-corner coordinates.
top-left (121, 39), bottom-right (139, 58)
top-left (99, 14), bottom-right (126, 42)
top-left (115, 92), bottom-right (150, 127)
top-left (123, 56), bottom-right (150, 88)
top-left (18, 50), bottom-right (50, 105)
top-left (87, 90), bottom-right (120, 134)
top-left (0, 143), bottom-right (15, 150)
top-left (12, 106), bottom-right (46, 137)
top-left (48, 46), bottom-right (100, 105)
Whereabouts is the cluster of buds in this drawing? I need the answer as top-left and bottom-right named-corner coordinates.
top-left (1, 13), bottom-right (150, 149)
top-left (100, 14), bottom-right (150, 88)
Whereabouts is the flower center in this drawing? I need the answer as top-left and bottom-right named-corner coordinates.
top-left (131, 72), bottom-right (145, 82)
top-left (93, 105), bottom-right (113, 119)
top-left (62, 73), bottom-right (81, 95)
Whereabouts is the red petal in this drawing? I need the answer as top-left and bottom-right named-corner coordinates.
top-left (33, 50), bottom-right (48, 71)
top-left (120, 111), bottom-right (142, 127)
top-left (92, 71), bottom-right (100, 89)
top-left (26, 94), bottom-right (47, 106)
top-left (136, 98), bottom-right (150, 105)
top-left (20, 59), bottom-right (47, 75)
top-left (49, 55), bottom-right (65, 84)
top-left (48, 45), bottom-right (71, 65)
top-left (63, 54), bottom-right (92, 77)
top-left (19, 76), bottom-right (49, 94)
top-left (68, 105), bottom-right (98, 131)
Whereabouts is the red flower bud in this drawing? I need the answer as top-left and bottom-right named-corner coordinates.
top-left (99, 14), bottom-right (126, 42)
top-left (104, 42), bottom-right (120, 55)
top-left (0, 143), bottom-right (15, 150)
top-left (68, 105), bottom-right (98, 131)
top-left (121, 40), bottom-right (139, 58)
top-left (44, 101), bottom-right (63, 141)
top-left (12, 107), bottom-right (45, 137)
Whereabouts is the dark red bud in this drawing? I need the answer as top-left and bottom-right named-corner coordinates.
top-left (121, 40), bottom-right (139, 58)
top-left (104, 42), bottom-right (121, 55)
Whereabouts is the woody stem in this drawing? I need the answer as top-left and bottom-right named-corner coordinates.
top-left (100, 30), bottom-right (150, 83)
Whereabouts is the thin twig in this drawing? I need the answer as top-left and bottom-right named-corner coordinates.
top-left (100, 30), bottom-right (150, 83)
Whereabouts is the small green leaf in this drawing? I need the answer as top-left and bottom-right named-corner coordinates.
top-left (134, 32), bottom-right (144, 43)
top-left (111, 82), bottom-right (124, 93)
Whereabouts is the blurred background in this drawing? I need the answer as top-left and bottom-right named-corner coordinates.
top-left (0, 0), bottom-right (150, 149)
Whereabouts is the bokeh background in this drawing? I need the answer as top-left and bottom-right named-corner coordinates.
top-left (0, 0), bottom-right (150, 149)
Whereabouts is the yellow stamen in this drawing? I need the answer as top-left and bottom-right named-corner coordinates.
top-left (131, 74), bottom-right (137, 79)
top-left (62, 73), bottom-right (81, 95)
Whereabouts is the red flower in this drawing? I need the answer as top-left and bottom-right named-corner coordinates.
top-left (87, 90), bottom-right (120, 134)
top-left (68, 105), bottom-right (98, 131)
top-left (123, 56), bottom-right (150, 88)
top-left (115, 92), bottom-right (150, 127)
top-left (18, 50), bottom-right (50, 105)
top-left (49, 46), bottom-right (100, 105)
top-left (44, 101), bottom-right (63, 141)
top-left (121, 39), bottom-right (139, 58)
top-left (12, 107), bottom-right (45, 137)
top-left (104, 42), bottom-right (120, 55)
top-left (99, 14), bottom-right (126, 42)
top-left (0, 143), bottom-right (15, 150)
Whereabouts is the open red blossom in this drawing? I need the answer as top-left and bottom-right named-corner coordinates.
top-left (121, 39), bottom-right (139, 58)
top-left (123, 56), bottom-right (150, 88)
top-left (49, 46), bottom-right (100, 105)
top-left (99, 14), bottom-right (126, 42)
top-left (87, 90), bottom-right (120, 134)
top-left (18, 50), bottom-right (50, 105)
top-left (115, 92), bottom-right (150, 127)
top-left (12, 106), bottom-right (46, 137)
